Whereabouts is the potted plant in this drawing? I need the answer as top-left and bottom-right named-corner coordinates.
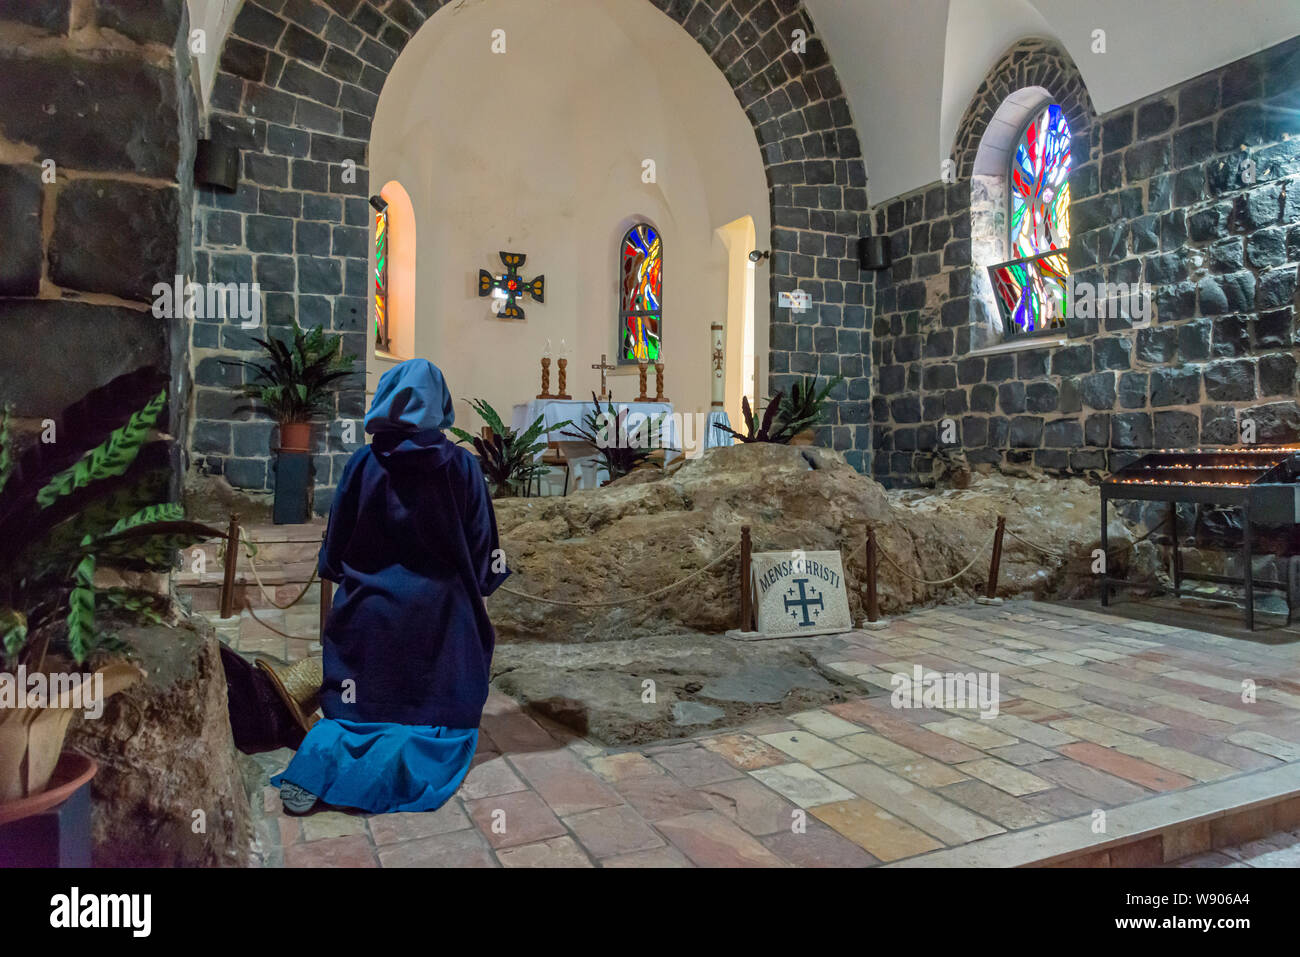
top-left (0, 370), bottom-right (227, 828)
top-left (449, 399), bottom-right (569, 499)
top-left (229, 324), bottom-right (358, 453)
top-left (562, 393), bottom-right (669, 484)
top-left (779, 374), bottom-right (844, 445)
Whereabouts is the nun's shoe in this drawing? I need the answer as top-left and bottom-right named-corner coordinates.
top-left (279, 780), bottom-right (320, 815)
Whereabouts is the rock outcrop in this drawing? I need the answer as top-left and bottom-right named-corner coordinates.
top-left (66, 618), bottom-right (252, 867)
top-left (488, 443), bottom-right (1147, 642)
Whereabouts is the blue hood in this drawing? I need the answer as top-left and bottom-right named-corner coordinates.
top-left (365, 359), bottom-right (456, 434)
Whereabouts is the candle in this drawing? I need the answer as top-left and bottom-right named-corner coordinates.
top-left (543, 338), bottom-right (552, 358)
top-left (559, 338), bottom-right (567, 356)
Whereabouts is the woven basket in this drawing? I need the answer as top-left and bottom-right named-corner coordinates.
top-left (255, 656), bottom-right (323, 733)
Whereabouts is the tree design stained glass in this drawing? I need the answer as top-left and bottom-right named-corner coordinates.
top-left (619, 223), bottom-right (662, 364)
top-left (991, 103), bottom-right (1072, 334)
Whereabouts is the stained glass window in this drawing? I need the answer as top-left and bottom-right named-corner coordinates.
top-left (619, 223), bottom-right (662, 364)
top-left (373, 201), bottom-right (390, 352)
top-left (993, 103), bottom-right (1071, 335)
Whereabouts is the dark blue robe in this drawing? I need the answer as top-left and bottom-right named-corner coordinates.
top-left (274, 360), bottom-right (510, 814)
top-left (317, 360), bottom-right (509, 728)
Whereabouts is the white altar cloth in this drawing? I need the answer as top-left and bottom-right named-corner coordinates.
top-left (511, 398), bottom-right (678, 489)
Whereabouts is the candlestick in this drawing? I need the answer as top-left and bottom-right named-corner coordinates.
top-left (653, 359), bottom-right (668, 403)
top-left (537, 356), bottom-right (552, 399)
top-left (556, 357), bottom-right (570, 399)
top-left (637, 359), bottom-right (649, 402)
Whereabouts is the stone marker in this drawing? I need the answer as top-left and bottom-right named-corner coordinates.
top-left (750, 550), bottom-right (853, 639)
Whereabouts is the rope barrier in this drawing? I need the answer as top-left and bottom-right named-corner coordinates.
top-left (871, 527), bottom-right (999, 585)
top-left (497, 541), bottom-right (740, 607)
top-left (235, 529), bottom-right (321, 611)
top-left (1003, 526), bottom-right (1069, 561)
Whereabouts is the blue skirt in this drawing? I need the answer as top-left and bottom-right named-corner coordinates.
top-left (271, 719), bottom-right (478, 814)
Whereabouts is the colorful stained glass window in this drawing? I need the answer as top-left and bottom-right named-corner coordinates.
top-left (992, 103), bottom-right (1072, 334)
top-left (619, 223), bottom-right (662, 364)
top-left (374, 206), bottom-right (390, 352)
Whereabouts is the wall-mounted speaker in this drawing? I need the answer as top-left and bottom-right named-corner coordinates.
top-left (195, 139), bottom-right (239, 193)
top-left (858, 236), bottom-right (891, 271)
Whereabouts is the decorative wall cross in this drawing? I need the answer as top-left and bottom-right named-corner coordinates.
top-left (591, 354), bottom-right (616, 399)
top-left (479, 251), bottom-right (544, 320)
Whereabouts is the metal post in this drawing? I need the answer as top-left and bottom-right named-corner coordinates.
top-left (1169, 502), bottom-right (1182, 599)
top-left (739, 525), bottom-right (753, 631)
top-left (1100, 495), bottom-right (1110, 607)
top-left (319, 578), bottom-right (333, 638)
top-left (866, 526), bottom-right (881, 623)
top-left (985, 515), bottom-right (1006, 601)
top-left (219, 512), bottom-right (240, 620)
top-left (1243, 502), bottom-right (1254, 631)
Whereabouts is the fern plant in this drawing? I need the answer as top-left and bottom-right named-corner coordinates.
top-left (777, 375), bottom-right (844, 437)
top-left (448, 398), bottom-right (569, 498)
top-left (719, 392), bottom-right (788, 444)
top-left (226, 323), bottom-right (357, 424)
top-left (0, 369), bottom-right (226, 668)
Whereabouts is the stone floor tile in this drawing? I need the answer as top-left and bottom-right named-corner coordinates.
top-left (761, 820), bottom-right (880, 867)
top-left (612, 770), bottom-right (715, 821)
top-left (459, 754), bottom-right (528, 800)
top-left (368, 800), bottom-right (472, 845)
top-left (479, 711), bottom-right (559, 752)
top-left (938, 779), bottom-right (1056, 829)
top-left (749, 762), bottom-right (857, 809)
top-left (1059, 741), bottom-right (1198, 792)
top-left (563, 804), bottom-right (664, 858)
top-left (699, 732), bottom-right (790, 770)
top-left (465, 790), bottom-right (567, 849)
top-left (1032, 757), bottom-right (1151, 804)
top-left (600, 846), bottom-right (695, 868)
top-left (810, 798), bottom-right (944, 862)
top-left (1226, 730), bottom-right (1300, 762)
top-left (508, 749), bottom-right (624, 816)
top-left (837, 731), bottom-right (926, 766)
top-left (656, 810), bottom-right (787, 867)
top-left (699, 776), bottom-right (799, 836)
top-left (758, 730), bottom-right (859, 769)
top-left (923, 716), bottom-right (1020, 750)
top-left (285, 834), bottom-right (377, 868)
top-left (377, 828), bottom-right (497, 868)
top-left (1022, 786), bottom-right (1101, 819)
top-left (988, 742), bottom-right (1058, 765)
top-left (588, 751), bottom-right (665, 783)
top-left (890, 756), bottom-right (969, 788)
top-left (497, 835), bottom-right (594, 868)
top-left (824, 763), bottom-right (1005, 844)
top-left (955, 758), bottom-right (1054, 796)
top-left (789, 708), bottom-right (866, 739)
top-left (299, 810), bottom-right (369, 842)
top-left (653, 745), bottom-right (746, 786)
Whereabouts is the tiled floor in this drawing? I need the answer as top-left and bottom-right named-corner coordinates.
top-left (221, 598), bottom-right (1300, 867)
top-left (1177, 829), bottom-right (1300, 867)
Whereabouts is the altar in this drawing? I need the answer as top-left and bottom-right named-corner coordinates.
top-left (510, 397), bottom-right (679, 490)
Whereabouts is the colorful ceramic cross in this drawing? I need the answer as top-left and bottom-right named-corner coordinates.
top-left (478, 251), bottom-right (545, 320)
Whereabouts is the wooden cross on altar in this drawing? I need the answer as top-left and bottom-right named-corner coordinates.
top-left (591, 354), bottom-right (616, 399)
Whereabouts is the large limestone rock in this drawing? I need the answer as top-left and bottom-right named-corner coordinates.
top-left (488, 443), bottom-right (1144, 642)
top-left (66, 618), bottom-right (252, 867)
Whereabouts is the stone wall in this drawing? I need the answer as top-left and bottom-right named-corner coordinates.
top-left (188, 0), bottom-right (873, 507)
top-left (869, 37), bottom-right (1300, 487)
top-left (0, 0), bottom-right (196, 469)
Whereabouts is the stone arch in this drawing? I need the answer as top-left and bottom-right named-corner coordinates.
top-left (944, 38), bottom-right (1097, 352)
top-left (192, 0), bottom-right (873, 498)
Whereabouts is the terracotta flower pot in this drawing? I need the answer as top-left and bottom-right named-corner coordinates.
top-left (788, 429), bottom-right (816, 446)
top-left (279, 421), bottom-right (313, 452)
top-left (0, 751), bottom-right (97, 826)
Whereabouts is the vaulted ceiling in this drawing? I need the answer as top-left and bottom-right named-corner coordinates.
top-left (188, 0), bottom-right (1300, 204)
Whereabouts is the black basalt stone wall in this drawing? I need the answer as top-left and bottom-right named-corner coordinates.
top-left (870, 37), bottom-right (1300, 487)
top-left (191, 0), bottom-right (874, 511)
top-left (0, 0), bottom-right (196, 471)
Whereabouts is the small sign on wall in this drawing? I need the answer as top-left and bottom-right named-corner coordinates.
top-left (778, 289), bottom-right (812, 313)
top-left (750, 550), bottom-right (853, 638)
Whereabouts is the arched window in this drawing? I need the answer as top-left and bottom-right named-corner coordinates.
top-left (619, 223), bottom-right (663, 364)
top-left (371, 180), bottom-right (414, 360)
top-left (989, 102), bottom-right (1072, 335)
